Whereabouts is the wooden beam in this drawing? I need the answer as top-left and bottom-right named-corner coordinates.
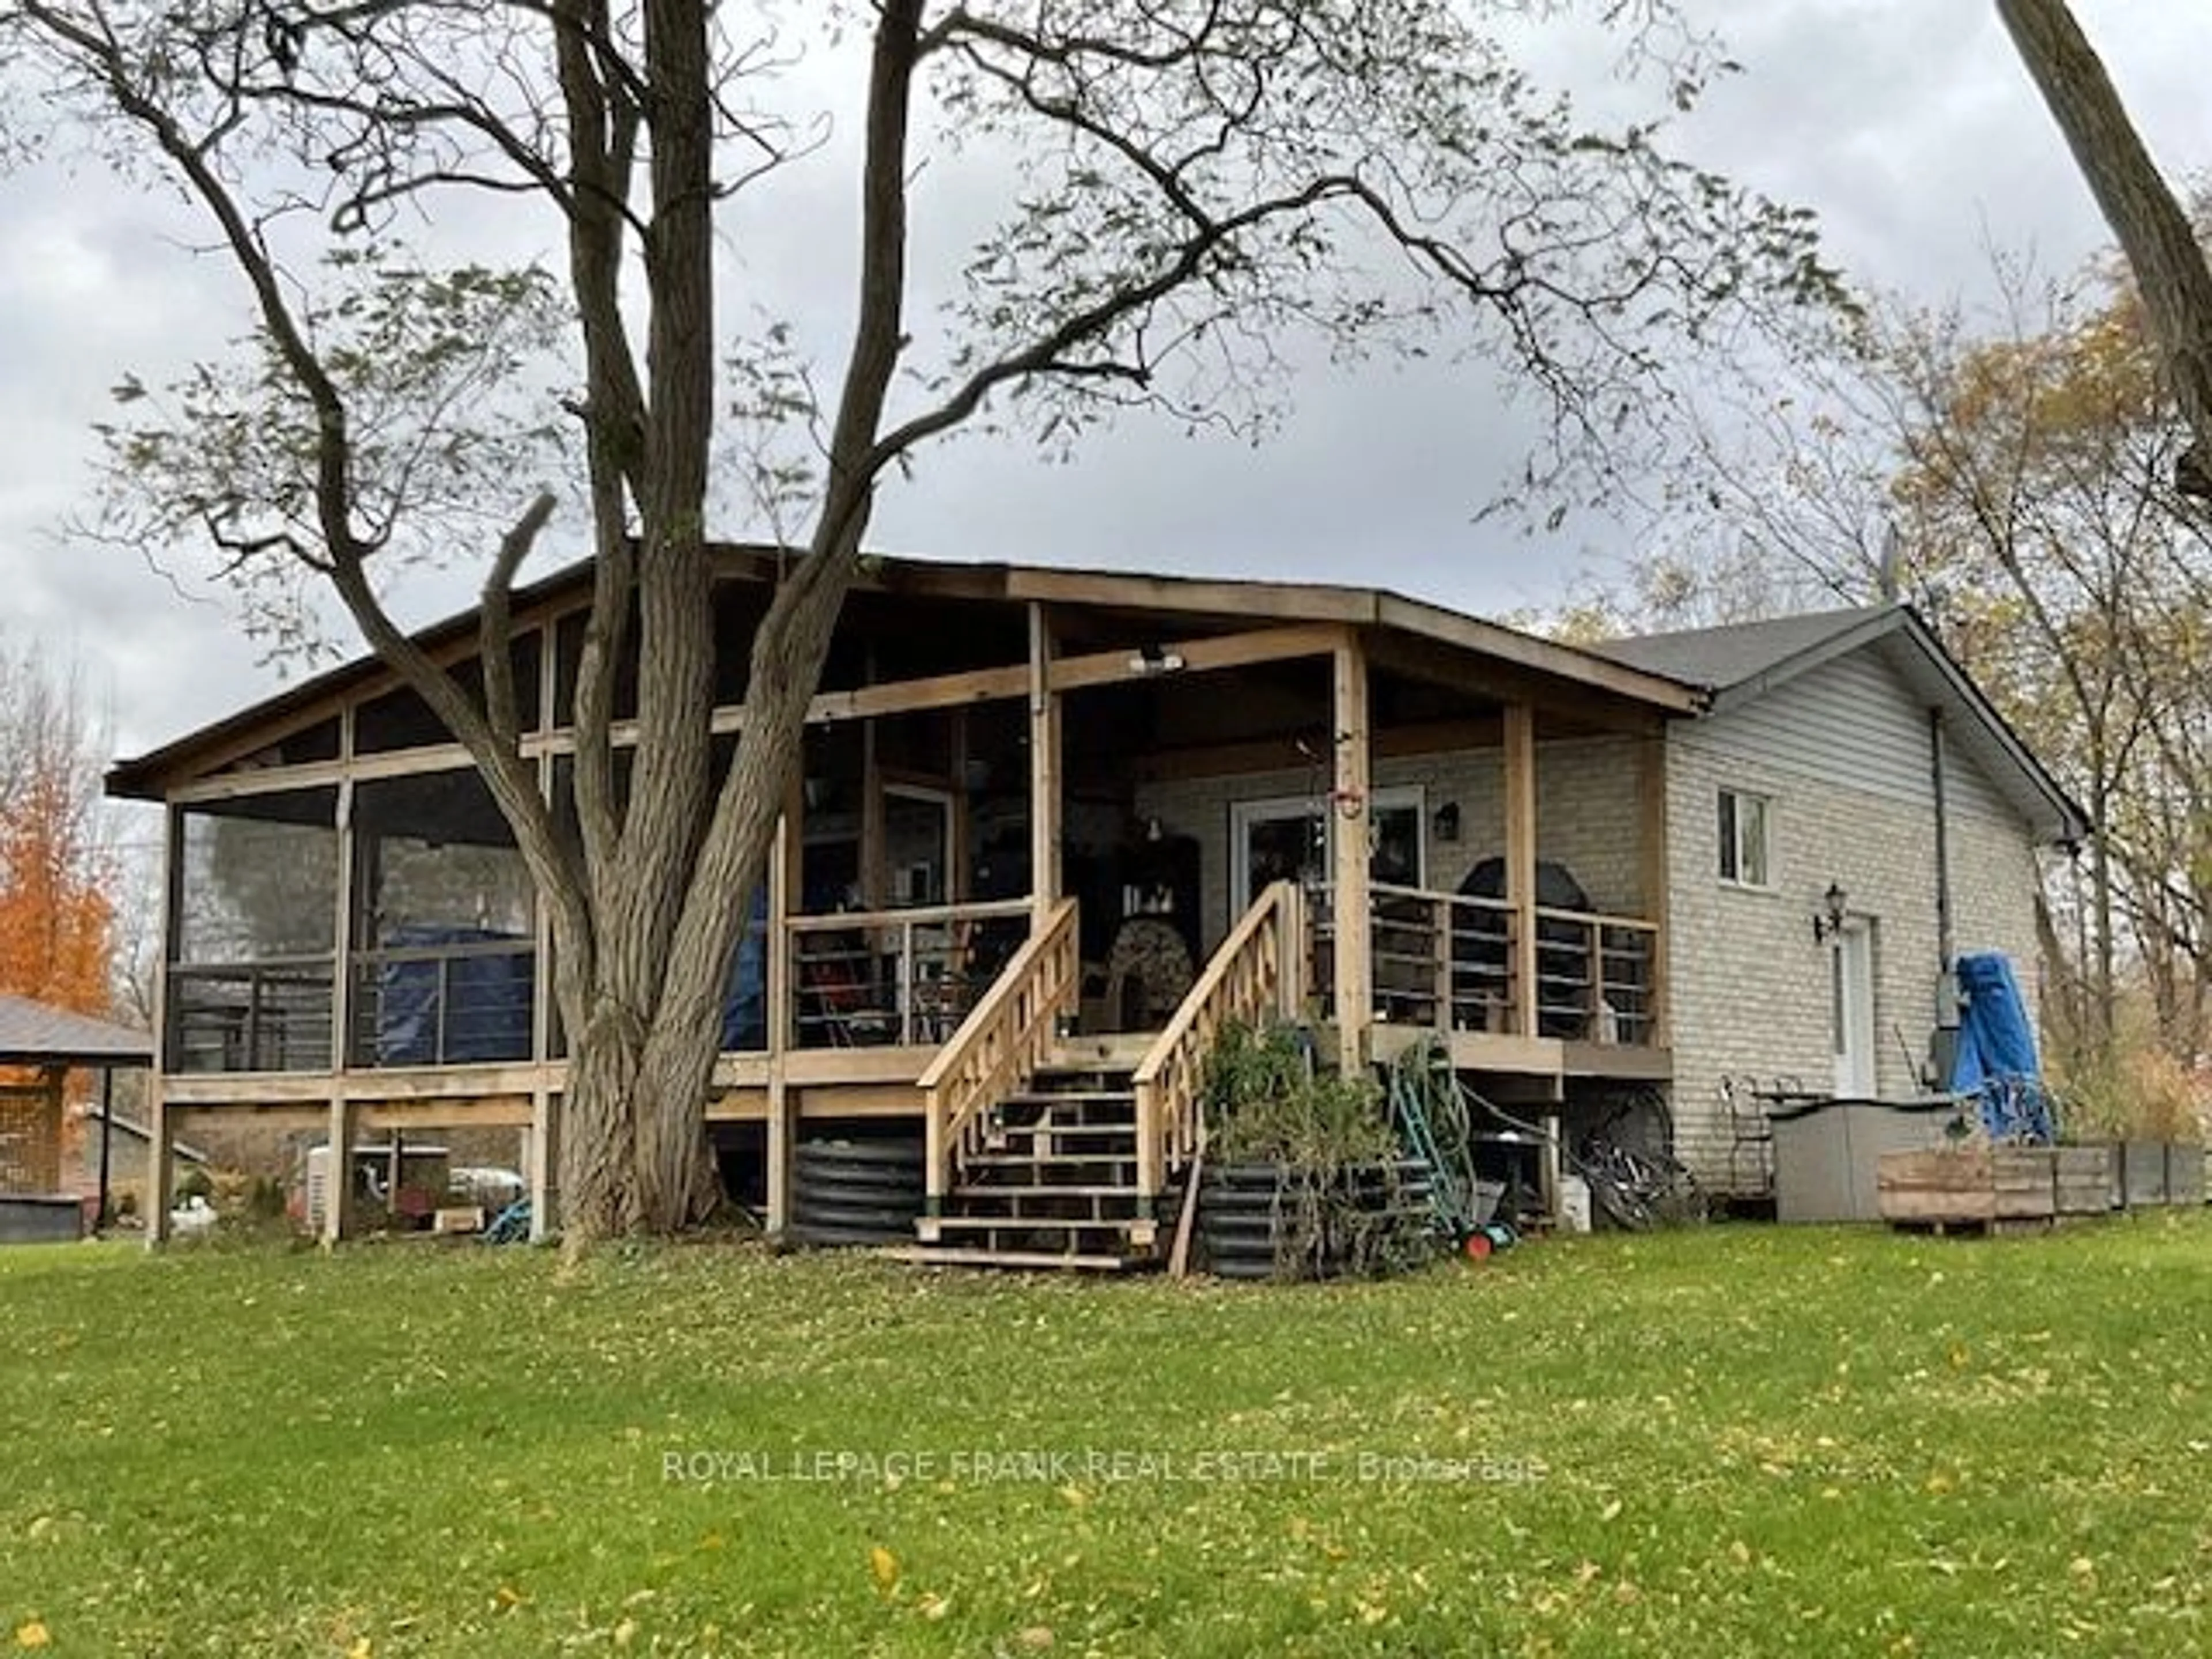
top-left (1133, 716), bottom-right (1505, 785)
top-left (1006, 566), bottom-right (1374, 624)
top-left (804, 663), bottom-right (1029, 726)
top-left (358, 1096), bottom-right (536, 1130)
top-left (159, 623), bottom-right (1355, 809)
top-left (1503, 703), bottom-right (1539, 1040)
top-left (1332, 639), bottom-right (1373, 1065)
top-left (1029, 604), bottom-right (1062, 923)
top-left (1364, 629), bottom-right (1669, 736)
top-left (1047, 622), bottom-right (1348, 694)
top-left (1372, 593), bottom-right (1702, 713)
top-left (1637, 732), bottom-right (1672, 1050)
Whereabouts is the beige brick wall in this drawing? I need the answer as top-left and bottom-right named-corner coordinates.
top-left (1132, 734), bottom-right (1647, 955)
top-left (1663, 736), bottom-right (2048, 1190)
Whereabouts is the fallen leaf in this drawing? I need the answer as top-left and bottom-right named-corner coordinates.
top-left (14, 1624), bottom-right (51, 1651)
top-left (870, 1544), bottom-right (900, 1597)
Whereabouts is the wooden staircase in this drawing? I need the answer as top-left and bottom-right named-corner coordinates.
top-left (899, 1052), bottom-right (1169, 1271)
top-left (904, 884), bottom-right (1304, 1274)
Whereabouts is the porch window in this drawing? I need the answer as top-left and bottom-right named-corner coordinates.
top-left (1717, 788), bottom-right (1771, 889)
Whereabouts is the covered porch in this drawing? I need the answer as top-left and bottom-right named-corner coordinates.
top-left (137, 561), bottom-right (1686, 1250)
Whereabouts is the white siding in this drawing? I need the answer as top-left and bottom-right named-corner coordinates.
top-left (1677, 649), bottom-right (2015, 823)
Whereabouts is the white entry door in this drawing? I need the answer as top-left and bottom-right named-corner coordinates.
top-left (1831, 919), bottom-right (1877, 1098)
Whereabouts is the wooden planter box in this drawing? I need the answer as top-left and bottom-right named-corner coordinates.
top-left (1877, 1147), bottom-right (2056, 1228)
top-left (2170, 1146), bottom-right (2207, 1206)
top-left (2110, 1141), bottom-right (2208, 1207)
top-left (2053, 1145), bottom-right (2116, 1216)
top-left (2122, 1141), bottom-right (2171, 1207)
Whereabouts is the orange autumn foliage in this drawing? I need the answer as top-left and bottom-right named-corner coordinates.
top-left (0, 766), bottom-right (114, 1017)
top-left (0, 657), bottom-right (120, 1158)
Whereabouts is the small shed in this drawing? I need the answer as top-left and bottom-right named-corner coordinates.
top-left (0, 994), bottom-right (154, 1243)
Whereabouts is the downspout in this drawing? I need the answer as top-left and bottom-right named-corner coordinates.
top-left (1931, 710), bottom-right (1962, 1070)
top-left (1931, 708), bottom-right (1955, 971)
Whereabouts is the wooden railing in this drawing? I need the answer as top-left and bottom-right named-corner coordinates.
top-left (349, 937), bottom-right (536, 1067)
top-left (1131, 880), bottom-right (1305, 1217)
top-left (1308, 881), bottom-right (1659, 1045)
top-left (1532, 907), bottom-right (1660, 1046)
top-left (168, 959), bottom-right (336, 1074)
top-left (916, 897), bottom-right (1080, 1232)
top-left (786, 897), bottom-right (1032, 1049)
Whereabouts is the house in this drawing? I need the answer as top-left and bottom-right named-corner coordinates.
top-left (108, 552), bottom-right (2082, 1259)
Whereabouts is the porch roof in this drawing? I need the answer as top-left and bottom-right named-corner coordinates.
top-left (107, 548), bottom-right (1705, 799)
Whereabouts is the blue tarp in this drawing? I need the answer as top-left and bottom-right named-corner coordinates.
top-left (377, 925), bottom-right (535, 1064)
top-left (1949, 951), bottom-right (2056, 1143)
top-left (721, 888), bottom-right (769, 1051)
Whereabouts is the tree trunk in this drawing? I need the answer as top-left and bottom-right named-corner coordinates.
top-left (1996, 0), bottom-right (2212, 497)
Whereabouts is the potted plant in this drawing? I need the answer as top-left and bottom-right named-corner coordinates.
top-left (1198, 1021), bottom-right (1434, 1281)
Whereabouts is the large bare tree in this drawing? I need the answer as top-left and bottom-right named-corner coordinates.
top-left (3, 0), bottom-right (1842, 1243)
top-left (1997, 0), bottom-right (2212, 499)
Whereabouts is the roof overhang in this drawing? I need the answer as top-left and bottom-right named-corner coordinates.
top-left (107, 547), bottom-right (1702, 799)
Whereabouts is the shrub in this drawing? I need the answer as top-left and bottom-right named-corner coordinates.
top-left (1201, 1021), bottom-right (1429, 1280)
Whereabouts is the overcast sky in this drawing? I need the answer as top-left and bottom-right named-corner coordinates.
top-left (0, 1), bottom-right (2203, 765)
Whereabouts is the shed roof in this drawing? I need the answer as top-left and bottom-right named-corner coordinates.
top-left (0, 995), bottom-right (154, 1068)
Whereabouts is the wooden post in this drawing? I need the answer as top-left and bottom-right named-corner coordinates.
top-left (1637, 731), bottom-right (1671, 1048)
top-left (531, 751), bottom-right (556, 1067)
top-left (1504, 703), bottom-right (1539, 1039)
top-left (332, 772), bottom-right (357, 1063)
top-left (860, 720), bottom-right (885, 910)
top-left (95, 1068), bottom-right (115, 1232)
top-left (949, 711), bottom-right (972, 903)
top-left (527, 1086), bottom-right (559, 1243)
top-left (1332, 637), bottom-right (1373, 1065)
top-left (1028, 603), bottom-right (1061, 925)
top-left (764, 780), bottom-right (799, 1237)
top-left (322, 1094), bottom-right (354, 1244)
top-left (1278, 881), bottom-right (1308, 1022)
top-left (528, 737), bottom-right (560, 1243)
top-left (146, 802), bottom-right (183, 1248)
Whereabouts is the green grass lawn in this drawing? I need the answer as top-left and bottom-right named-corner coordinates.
top-left (5, 1218), bottom-right (2212, 1657)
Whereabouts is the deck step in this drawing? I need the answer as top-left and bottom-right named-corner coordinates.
top-left (1046, 1033), bottom-right (1156, 1070)
top-left (887, 1245), bottom-right (1136, 1272)
top-left (930, 1214), bottom-right (1152, 1234)
top-left (952, 1183), bottom-right (1142, 1200)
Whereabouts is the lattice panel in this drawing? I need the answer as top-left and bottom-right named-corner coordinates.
top-left (0, 1084), bottom-right (63, 1195)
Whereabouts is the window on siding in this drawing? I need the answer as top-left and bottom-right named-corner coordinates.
top-left (1717, 789), bottom-right (1771, 888)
